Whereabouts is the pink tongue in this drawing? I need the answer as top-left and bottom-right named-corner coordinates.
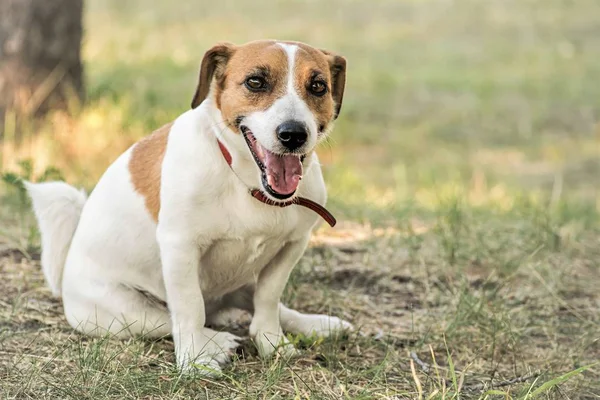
top-left (263, 148), bottom-right (302, 195)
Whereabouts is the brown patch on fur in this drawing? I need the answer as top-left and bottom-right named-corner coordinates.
top-left (129, 123), bottom-right (172, 222)
top-left (293, 46), bottom-right (336, 131)
top-left (217, 41), bottom-right (289, 131)
top-left (293, 43), bottom-right (347, 128)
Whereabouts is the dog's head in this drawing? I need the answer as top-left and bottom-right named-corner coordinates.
top-left (191, 40), bottom-right (346, 200)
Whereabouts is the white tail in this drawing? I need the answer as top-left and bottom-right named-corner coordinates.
top-left (24, 181), bottom-right (87, 297)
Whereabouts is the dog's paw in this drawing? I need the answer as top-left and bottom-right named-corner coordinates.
top-left (294, 314), bottom-right (354, 338)
top-left (252, 329), bottom-right (296, 359)
top-left (176, 328), bottom-right (242, 375)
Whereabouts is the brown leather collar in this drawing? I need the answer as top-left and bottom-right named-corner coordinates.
top-left (217, 138), bottom-right (336, 227)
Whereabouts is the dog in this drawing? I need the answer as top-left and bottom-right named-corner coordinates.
top-left (25, 40), bottom-right (352, 374)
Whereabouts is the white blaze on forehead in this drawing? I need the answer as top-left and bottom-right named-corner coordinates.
top-left (271, 42), bottom-right (314, 125)
top-left (277, 43), bottom-right (298, 94)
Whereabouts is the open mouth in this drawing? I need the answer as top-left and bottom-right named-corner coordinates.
top-left (241, 126), bottom-right (303, 200)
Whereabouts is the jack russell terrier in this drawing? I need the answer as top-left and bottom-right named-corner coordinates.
top-left (25, 39), bottom-right (352, 374)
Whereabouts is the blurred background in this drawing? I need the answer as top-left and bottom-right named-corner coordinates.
top-left (1, 0), bottom-right (599, 224)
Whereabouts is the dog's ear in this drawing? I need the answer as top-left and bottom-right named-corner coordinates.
top-left (320, 50), bottom-right (347, 119)
top-left (191, 43), bottom-right (236, 109)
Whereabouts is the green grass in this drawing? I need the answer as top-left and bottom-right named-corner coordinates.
top-left (1, 0), bottom-right (600, 398)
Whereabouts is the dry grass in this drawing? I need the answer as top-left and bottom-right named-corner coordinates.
top-left (1, 210), bottom-right (599, 398)
top-left (1, 0), bottom-right (600, 398)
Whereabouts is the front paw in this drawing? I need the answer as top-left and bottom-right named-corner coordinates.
top-left (176, 328), bottom-right (241, 375)
top-left (297, 315), bottom-right (354, 338)
top-left (251, 327), bottom-right (296, 358)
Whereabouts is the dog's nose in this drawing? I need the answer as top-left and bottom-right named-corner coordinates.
top-left (276, 120), bottom-right (308, 151)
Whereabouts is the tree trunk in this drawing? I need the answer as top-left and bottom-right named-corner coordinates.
top-left (0, 0), bottom-right (84, 128)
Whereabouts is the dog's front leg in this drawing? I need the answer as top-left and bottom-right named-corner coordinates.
top-left (250, 235), bottom-right (310, 358)
top-left (158, 233), bottom-right (240, 374)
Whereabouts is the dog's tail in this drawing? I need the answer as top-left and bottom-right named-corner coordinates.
top-left (24, 181), bottom-right (87, 297)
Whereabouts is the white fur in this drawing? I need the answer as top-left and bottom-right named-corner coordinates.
top-left (25, 41), bottom-right (352, 375)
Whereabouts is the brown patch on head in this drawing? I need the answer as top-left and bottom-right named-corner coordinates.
top-left (191, 40), bottom-right (290, 131)
top-left (218, 41), bottom-right (291, 131)
top-left (129, 123), bottom-right (172, 222)
top-left (293, 43), bottom-right (347, 131)
top-left (191, 40), bottom-right (346, 134)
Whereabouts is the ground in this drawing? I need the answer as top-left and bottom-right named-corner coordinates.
top-left (1, 0), bottom-right (600, 398)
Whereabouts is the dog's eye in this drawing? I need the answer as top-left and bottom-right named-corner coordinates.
top-left (245, 77), bottom-right (267, 91)
top-left (309, 80), bottom-right (328, 96)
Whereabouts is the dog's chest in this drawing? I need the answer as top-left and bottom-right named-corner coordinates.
top-left (190, 168), bottom-right (321, 299)
top-left (199, 233), bottom-right (286, 298)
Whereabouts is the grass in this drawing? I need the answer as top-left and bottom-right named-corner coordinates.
top-left (1, 0), bottom-right (600, 398)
